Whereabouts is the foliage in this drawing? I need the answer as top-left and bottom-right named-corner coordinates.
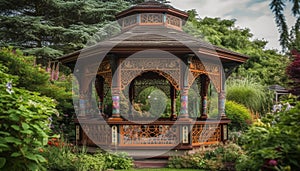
top-left (239, 102), bottom-right (300, 171)
top-left (226, 77), bottom-right (273, 114)
top-left (287, 50), bottom-right (300, 96)
top-left (42, 140), bottom-right (133, 171)
top-left (0, 63), bottom-right (57, 170)
top-left (270, 0), bottom-right (300, 51)
top-left (184, 10), bottom-right (290, 86)
top-left (225, 101), bottom-right (252, 131)
top-left (0, 0), bottom-right (129, 63)
top-left (0, 48), bottom-right (75, 138)
top-left (168, 143), bottom-right (244, 170)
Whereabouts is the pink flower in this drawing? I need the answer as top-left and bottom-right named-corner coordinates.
top-left (268, 159), bottom-right (278, 166)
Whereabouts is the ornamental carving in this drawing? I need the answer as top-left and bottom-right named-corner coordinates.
top-left (192, 124), bottom-right (221, 145)
top-left (120, 58), bottom-right (180, 90)
top-left (98, 60), bottom-right (112, 84)
top-left (166, 15), bottom-right (181, 27)
top-left (141, 13), bottom-right (163, 23)
top-left (123, 15), bottom-right (137, 28)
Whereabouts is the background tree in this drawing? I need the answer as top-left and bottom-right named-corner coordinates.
top-left (184, 10), bottom-right (290, 86)
top-left (0, 0), bottom-right (129, 64)
top-left (270, 0), bottom-right (300, 51)
top-left (287, 50), bottom-right (300, 96)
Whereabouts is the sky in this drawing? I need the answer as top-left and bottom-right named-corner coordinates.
top-left (169, 0), bottom-right (296, 51)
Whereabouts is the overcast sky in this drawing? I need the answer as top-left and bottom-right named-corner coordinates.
top-left (169, 0), bottom-right (296, 51)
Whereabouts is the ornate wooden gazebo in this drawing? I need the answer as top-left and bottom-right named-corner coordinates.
top-left (59, 1), bottom-right (249, 158)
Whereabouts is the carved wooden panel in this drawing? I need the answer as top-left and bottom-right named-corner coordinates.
top-left (120, 58), bottom-right (181, 90)
top-left (123, 15), bottom-right (137, 28)
top-left (192, 123), bottom-right (221, 145)
top-left (189, 58), bottom-right (221, 93)
top-left (120, 124), bottom-right (179, 145)
top-left (98, 60), bottom-right (112, 84)
top-left (81, 123), bottom-right (112, 146)
top-left (166, 15), bottom-right (181, 27)
top-left (141, 13), bottom-right (163, 23)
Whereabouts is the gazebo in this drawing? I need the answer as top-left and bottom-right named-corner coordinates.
top-left (59, 1), bottom-right (249, 158)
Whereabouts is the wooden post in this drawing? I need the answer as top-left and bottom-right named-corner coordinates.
top-left (95, 76), bottom-right (104, 115)
top-left (170, 84), bottom-right (177, 120)
top-left (109, 55), bottom-right (122, 120)
top-left (200, 75), bottom-right (209, 119)
top-left (129, 80), bottom-right (135, 119)
top-left (179, 54), bottom-right (193, 120)
top-left (218, 90), bottom-right (226, 119)
top-left (77, 67), bottom-right (93, 118)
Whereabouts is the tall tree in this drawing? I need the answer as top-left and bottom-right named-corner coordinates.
top-left (184, 10), bottom-right (290, 86)
top-left (0, 0), bottom-right (129, 64)
top-left (287, 50), bottom-right (300, 96)
top-left (270, 0), bottom-right (300, 51)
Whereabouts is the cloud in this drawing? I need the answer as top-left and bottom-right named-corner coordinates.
top-left (169, 0), bottom-right (282, 50)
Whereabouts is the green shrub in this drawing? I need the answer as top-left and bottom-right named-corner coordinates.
top-left (168, 143), bottom-right (245, 170)
top-left (239, 102), bottom-right (300, 171)
top-left (0, 64), bottom-right (58, 171)
top-left (226, 77), bottom-right (272, 114)
top-left (225, 101), bottom-right (252, 131)
top-left (42, 142), bottom-right (133, 171)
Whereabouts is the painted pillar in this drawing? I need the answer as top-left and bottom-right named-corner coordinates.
top-left (180, 88), bottom-right (189, 119)
top-left (110, 55), bottom-right (121, 119)
top-left (77, 67), bottom-right (93, 118)
top-left (218, 90), bottom-right (226, 119)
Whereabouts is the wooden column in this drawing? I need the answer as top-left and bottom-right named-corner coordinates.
top-left (218, 72), bottom-right (227, 119)
top-left (218, 90), bottom-right (226, 119)
top-left (110, 55), bottom-right (122, 120)
top-left (95, 76), bottom-right (104, 115)
top-left (170, 84), bottom-right (177, 120)
top-left (200, 75), bottom-right (209, 119)
top-left (179, 54), bottom-right (192, 120)
top-left (77, 67), bottom-right (93, 118)
top-left (129, 80), bottom-right (135, 119)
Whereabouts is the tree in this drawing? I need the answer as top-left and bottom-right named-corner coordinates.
top-left (184, 10), bottom-right (290, 86)
top-left (287, 49), bottom-right (300, 96)
top-left (0, 0), bottom-right (129, 64)
top-left (270, 0), bottom-right (300, 51)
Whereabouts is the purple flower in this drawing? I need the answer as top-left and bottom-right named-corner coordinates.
top-left (268, 159), bottom-right (278, 166)
top-left (6, 81), bottom-right (14, 94)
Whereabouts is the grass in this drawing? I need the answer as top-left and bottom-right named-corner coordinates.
top-left (116, 169), bottom-right (203, 171)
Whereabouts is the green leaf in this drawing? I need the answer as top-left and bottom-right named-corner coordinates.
top-left (4, 137), bottom-right (22, 145)
top-left (11, 125), bottom-right (20, 131)
top-left (0, 157), bottom-right (6, 168)
top-left (21, 123), bottom-right (30, 130)
top-left (11, 152), bottom-right (22, 157)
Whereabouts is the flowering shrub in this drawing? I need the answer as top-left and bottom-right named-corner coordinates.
top-left (237, 102), bottom-right (300, 170)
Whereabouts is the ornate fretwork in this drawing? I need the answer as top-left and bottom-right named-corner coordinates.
top-left (81, 123), bottom-right (112, 146)
top-left (98, 60), bottom-right (112, 84)
top-left (123, 15), bottom-right (137, 28)
top-left (192, 123), bottom-right (221, 145)
top-left (141, 13), bottom-right (163, 23)
top-left (166, 15), bottom-right (181, 28)
top-left (189, 58), bottom-right (221, 92)
top-left (133, 77), bottom-right (170, 99)
top-left (120, 58), bottom-right (181, 90)
top-left (120, 124), bottom-right (179, 145)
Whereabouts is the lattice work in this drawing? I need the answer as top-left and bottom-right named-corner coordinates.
top-left (141, 13), bottom-right (163, 23)
top-left (120, 58), bottom-right (180, 90)
top-left (190, 58), bottom-right (222, 92)
top-left (192, 124), bottom-right (221, 145)
top-left (81, 124), bottom-right (112, 146)
top-left (166, 15), bottom-right (181, 27)
top-left (120, 125), bottom-right (179, 145)
top-left (123, 15), bottom-right (137, 28)
top-left (98, 60), bottom-right (112, 85)
top-left (134, 78), bottom-right (170, 98)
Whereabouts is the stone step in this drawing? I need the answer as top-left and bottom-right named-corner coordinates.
top-left (134, 159), bottom-right (169, 168)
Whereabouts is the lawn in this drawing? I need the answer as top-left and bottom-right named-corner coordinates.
top-left (117, 169), bottom-right (204, 171)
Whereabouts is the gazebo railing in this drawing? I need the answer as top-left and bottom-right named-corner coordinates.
top-left (75, 118), bottom-right (229, 149)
